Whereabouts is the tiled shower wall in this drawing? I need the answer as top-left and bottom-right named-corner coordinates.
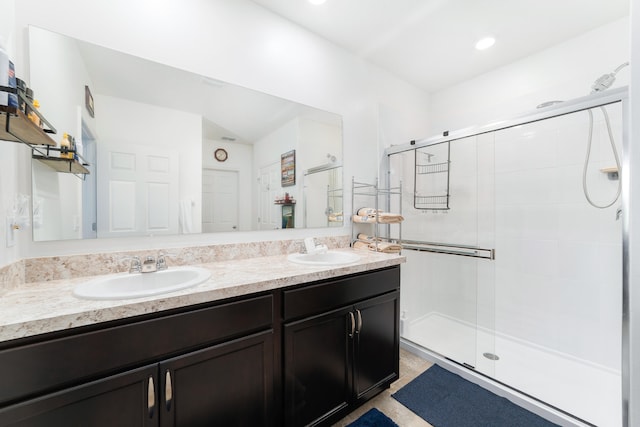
top-left (395, 101), bottom-right (623, 370)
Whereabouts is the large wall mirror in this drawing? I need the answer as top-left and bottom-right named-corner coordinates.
top-left (28, 26), bottom-right (343, 242)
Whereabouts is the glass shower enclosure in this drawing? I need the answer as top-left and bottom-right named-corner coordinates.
top-left (387, 87), bottom-right (626, 427)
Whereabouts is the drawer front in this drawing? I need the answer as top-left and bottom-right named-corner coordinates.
top-left (283, 266), bottom-right (399, 321)
top-left (0, 294), bottom-right (272, 407)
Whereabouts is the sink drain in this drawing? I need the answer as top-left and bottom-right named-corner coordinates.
top-left (483, 352), bottom-right (500, 361)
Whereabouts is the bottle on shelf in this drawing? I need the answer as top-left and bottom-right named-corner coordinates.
top-left (27, 99), bottom-right (41, 127)
top-left (60, 133), bottom-right (73, 159)
top-left (7, 60), bottom-right (17, 108)
top-left (0, 36), bottom-right (9, 107)
top-left (16, 78), bottom-right (26, 112)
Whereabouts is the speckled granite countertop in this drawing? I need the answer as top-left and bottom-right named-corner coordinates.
top-left (0, 248), bottom-right (404, 343)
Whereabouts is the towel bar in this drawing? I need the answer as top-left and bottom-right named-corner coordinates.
top-left (402, 240), bottom-right (494, 260)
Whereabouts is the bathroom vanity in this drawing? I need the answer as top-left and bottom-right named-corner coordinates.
top-left (0, 250), bottom-right (402, 427)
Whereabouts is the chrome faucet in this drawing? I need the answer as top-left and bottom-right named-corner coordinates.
top-left (156, 252), bottom-right (168, 271)
top-left (141, 256), bottom-right (157, 273)
top-left (124, 252), bottom-right (171, 274)
top-left (128, 256), bottom-right (142, 274)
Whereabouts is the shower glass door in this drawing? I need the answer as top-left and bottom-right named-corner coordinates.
top-left (488, 103), bottom-right (622, 426)
top-left (393, 99), bottom-right (623, 427)
top-left (390, 135), bottom-right (496, 372)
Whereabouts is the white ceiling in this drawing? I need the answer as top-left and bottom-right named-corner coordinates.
top-left (249, 0), bottom-right (629, 93)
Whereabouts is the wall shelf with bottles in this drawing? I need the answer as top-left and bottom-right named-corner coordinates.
top-left (0, 105), bottom-right (56, 147)
top-left (2, 87), bottom-right (90, 177)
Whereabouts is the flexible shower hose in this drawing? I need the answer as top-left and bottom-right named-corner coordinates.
top-left (583, 106), bottom-right (621, 209)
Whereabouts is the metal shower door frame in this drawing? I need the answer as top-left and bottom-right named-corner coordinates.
top-left (383, 86), bottom-right (630, 426)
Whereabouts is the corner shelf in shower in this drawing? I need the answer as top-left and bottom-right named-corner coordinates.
top-left (600, 166), bottom-right (620, 180)
top-left (414, 142), bottom-right (451, 210)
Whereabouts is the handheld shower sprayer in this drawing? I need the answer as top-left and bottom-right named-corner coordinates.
top-left (583, 62), bottom-right (628, 210)
top-left (590, 62), bottom-right (629, 93)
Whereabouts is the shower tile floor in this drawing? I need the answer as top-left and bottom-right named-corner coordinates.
top-left (403, 313), bottom-right (621, 427)
top-left (333, 348), bottom-right (434, 426)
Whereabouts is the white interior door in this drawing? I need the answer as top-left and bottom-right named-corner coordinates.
top-left (97, 143), bottom-right (179, 237)
top-left (202, 169), bottom-right (239, 232)
top-left (258, 162), bottom-right (281, 230)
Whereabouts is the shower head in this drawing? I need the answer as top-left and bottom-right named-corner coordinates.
top-left (536, 100), bottom-right (563, 109)
top-left (590, 62), bottom-right (629, 93)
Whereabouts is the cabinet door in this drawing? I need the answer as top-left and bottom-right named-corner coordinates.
top-left (0, 364), bottom-right (158, 427)
top-left (283, 306), bottom-right (353, 427)
top-left (353, 291), bottom-right (399, 401)
top-left (159, 330), bottom-right (274, 427)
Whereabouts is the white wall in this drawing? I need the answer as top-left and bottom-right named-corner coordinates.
top-left (29, 25), bottom-right (96, 241)
top-left (252, 117), bottom-right (299, 228)
top-left (0, 0), bottom-right (20, 267)
top-left (8, 0), bottom-right (431, 258)
top-left (202, 139), bottom-right (253, 231)
top-left (298, 117), bottom-right (342, 171)
top-left (428, 17), bottom-right (630, 135)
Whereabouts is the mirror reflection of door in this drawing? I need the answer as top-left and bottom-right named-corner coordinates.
top-left (202, 169), bottom-right (239, 232)
top-left (97, 144), bottom-right (179, 237)
top-left (258, 162), bottom-right (281, 230)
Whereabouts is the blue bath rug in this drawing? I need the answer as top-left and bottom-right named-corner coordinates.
top-left (392, 364), bottom-right (559, 427)
top-left (346, 408), bottom-right (398, 427)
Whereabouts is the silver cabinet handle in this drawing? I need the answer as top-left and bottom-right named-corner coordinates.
top-left (355, 309), bottom-right (362, 334)
top-left (348, 312), bottom-right (356, 338)
top-left (147, 376), bottom-right (155, 418)
top-left (165, 370), bottom-right (173, 411)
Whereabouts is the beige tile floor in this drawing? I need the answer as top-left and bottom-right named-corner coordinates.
top-left (333, 348), bottom-right (434, 426)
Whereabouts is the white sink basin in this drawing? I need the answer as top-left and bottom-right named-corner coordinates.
top-left (73, 267), bottom-right (211, 300)
top-left (287, 251), bottom-right (361, 266)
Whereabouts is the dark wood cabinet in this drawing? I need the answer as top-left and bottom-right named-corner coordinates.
top-left (0, 364), bottom-right (158, 427)
top-left (0, 266), bottom-right (400, 427)
top-left (0, 331), bottom-right (274, 427)
top-left (284, 306), bottom-right (354, 427)
top-left (353, 292), bottom-right (399, 402)
top-left (159, 330), bottom-right (274, 427)
top-left (283, 268), bottom-right (400, 426)
top-left (0, 295), bottom-right (275, 427)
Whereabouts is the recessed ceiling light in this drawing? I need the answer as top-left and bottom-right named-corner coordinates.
top-left (308, 0), bottom-right (326, 4)
top-left (475, 37), bottom-right (496, 51)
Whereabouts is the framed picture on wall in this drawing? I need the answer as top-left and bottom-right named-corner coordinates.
top-left (281, 149), bottom-right (296, 187)
top-left (85, 85), bottom-right (95, 118)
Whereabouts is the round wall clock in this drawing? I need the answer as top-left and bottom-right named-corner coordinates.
top-left (214, 148), bottom-right (228, 162)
